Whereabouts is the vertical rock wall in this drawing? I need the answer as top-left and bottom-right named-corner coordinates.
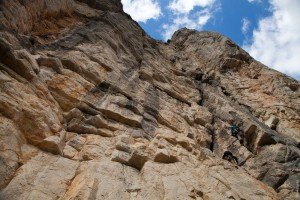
top-left (0, 0), bottom-right (299, 199)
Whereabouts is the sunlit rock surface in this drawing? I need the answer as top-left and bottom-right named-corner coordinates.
top-left (0, 0), bottom-right (299, 199)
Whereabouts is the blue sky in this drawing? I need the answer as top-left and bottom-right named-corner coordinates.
top-left (121, 0), bottom-right (300, 80)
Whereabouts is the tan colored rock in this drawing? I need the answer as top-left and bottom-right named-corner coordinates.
top-left (37, 135), bottom-right (65, 155)
top-left (46, 72), bottom-right (94, 111)
top-left (187, 102), bottom-right (213, 126)
top-left (37, 56), bottom-right (64, 74)
top-left (0, 38), bottom-right (37, 79)
top-left (84, 94), bottom-right (144, 128)
top-left (111, 136), bottom-right (150, 170)
top-left (128, 145), bottom-right (150, 170)
top-left (111, 150), bottom-right (131, 164)
top-left (63, 145), bottom-right (78, 159)
top-left (154, 149), bottom-right (179, 163)
top-left (244, 143), bottom-right (300, 192)
top-left (67, 119), bottom-right (114, 137)
top-left (67, 135), bottom-right (86, 151)
top-left (140, 161), bottom-right (278, 200)
top-left (115, 140), bottom-right (132, 153)
top-left (0, 116), bottom-right (25, 189)
top-left (80, 135), bottom-right (114, 160)
top-left (264, 114), bottom-right (279, 130)
top-left (62, 160), bottom-right (141, 200)
top-left (0, 153), bottom-right (79, 200)
top-left (0, 75), bottom-right (62, 146)
top-left (0, 0), bottom-right (299, 198)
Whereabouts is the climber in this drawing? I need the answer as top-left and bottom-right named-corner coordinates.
top-left (230, 124), bottom-right (244, 145)
top-left (222, 151), bottom-right (238, 165)
top-left (230, 124), bottom-right (240, 137)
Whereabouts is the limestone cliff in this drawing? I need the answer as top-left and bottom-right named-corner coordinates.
top-left (0, 0), bottom-right (299, 199)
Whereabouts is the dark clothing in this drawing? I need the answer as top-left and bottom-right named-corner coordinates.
top-left (230, 125), bottom-right (240, 137)
top-left (222, 151), bottom-right (238, 165)
top-left (230, 124), bottom-right (244, 145)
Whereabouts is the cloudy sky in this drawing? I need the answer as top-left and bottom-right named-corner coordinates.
top-left (121, 0), bottom-right (300, 80)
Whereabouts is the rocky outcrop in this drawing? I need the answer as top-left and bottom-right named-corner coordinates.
top-left (0, 0), bottom-right (299, 199)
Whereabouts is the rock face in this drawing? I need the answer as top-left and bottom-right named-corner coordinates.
top-left (0, 0), bottom-right (299, 199)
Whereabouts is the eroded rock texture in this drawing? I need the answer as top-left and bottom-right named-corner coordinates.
top-left (0, 0), bottom-right (299, 199)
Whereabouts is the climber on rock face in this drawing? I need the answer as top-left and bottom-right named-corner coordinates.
top-left (222, 151), bottom-right (238, 165)
top-left (230, 124), bottom-right (244, 145)
top-left (230, 124), bottom-right (240, 137)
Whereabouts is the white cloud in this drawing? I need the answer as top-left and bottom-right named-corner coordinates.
top-left (162, 0), bottom-right (217, 40)
top-left (244, 0), bottom-right (300, 79)
top-left (121, 0), bottom-right (161, 23)
top-left (198, 14), bottom-right (211, 26)
top-left (247, 0), bottom-right (262, 3)
top-left (169, 0), bottom-right (215, 14)
top-left (161, 13), bottom-right (212, 40)
top-left (241, 18), bottom-right (251, 35)
top-left (162, 16), bottom-right (199, 40)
